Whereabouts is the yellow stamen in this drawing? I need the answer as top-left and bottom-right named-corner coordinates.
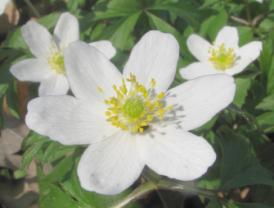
top-left (48, 52), bottom-right (65, 74)
top-left (104, 74), bottom-right (173, 133)
top-left (209, 43), bottom-right (237, 71)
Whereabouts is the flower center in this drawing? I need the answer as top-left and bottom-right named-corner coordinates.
top-left (48, 52), bottom-right (65, 74)
top-left (209, 43), bottom-right (237, 70)
top-left (104, 74), bottom-right (172, 133)
top-left (123, 97), bottom-right (144, 119)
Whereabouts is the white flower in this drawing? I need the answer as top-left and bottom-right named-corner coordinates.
top-left (26, 31), bottom-right (236, 195)
top-left (180, 26), bottom-right (262, 80)
top-left (256, 0), bottom-right (263, 3)
top-left (10, 12), bottom-right (116, 96)
top-left (0, 0), bottom-right (9, 15)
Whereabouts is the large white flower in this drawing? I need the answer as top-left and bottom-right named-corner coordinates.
top-left (10, 12), bottom-right (116, 96)
top-left (26, 31), bottom-right (236, 195)
top-left (180, 26), bottom-right (262, 80)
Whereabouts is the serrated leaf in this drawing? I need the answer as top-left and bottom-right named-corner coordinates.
top-left (256, 94), bottom-right (274, 111)
top-left (256, 111), bottom-right (274, 133)
top-left (233, 78), bottom-right (252, 108)
top-left (150, 1), bottom-right (200, 26)
top-left (146, 11), bottom-right (181, 41)
top-left (110, 12), bottom-right (141, 50)
top-left (94, 0), bottom-right (141, 20)
top-left (39, 184), bottom-right (81, 208)
top-left (200, 10), bottom-right (228, 40)
top-left (218, 128), bottom-right (274, 190)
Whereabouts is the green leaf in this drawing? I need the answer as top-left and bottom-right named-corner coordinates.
top-left (200, 10), bottom-right (228, 40)
top-left (0, 84), bottom-right (8, 98)
top-left (39, 184), bottom-right (81, 208)
top-left (218, 128), bottom-right (274, 190)
top-left (256, 111), bottom-right (274, 133)
top-left (146, 11), bottom-right (181, 41)
top-left (37, 12), bottom-right (60, 29)
top-left (42, 152), bottom-right (77, 183)
top-left (256, 93), bottom-right (274, 111)
top-left (150, 1), bottom-right (200, 26)
top-left (238, 26), bottom-right (253, 46)
top-left (20, 138), bottom-right (48, 172)
top-left (5, 81), bottom-right (20, 118)
top-left (94, 0), bottom-right (141, 20)
top-left (107, 0), bottom-right (141, 13)
top-left (40, 141), bottom-right (77, 163)
top-left (207, 199), bottom-right (222, 208)
top-left (2, 28), bottom-right (27, 49)
top-left (2, 13), bottom-right (60, 49)
top-left (233, 78), bottom-right (252, 108)
top-left (61, 168), bottom-right (140, 208)
top-left (110, 12), bottom-right (141, 50)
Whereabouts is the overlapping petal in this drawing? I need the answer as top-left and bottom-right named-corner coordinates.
top-left (10, 59), bottom-right (52, 82)
top-left (187, 34), bottom-right (211, 62)
top-left (26, 96), bottom-right (116, 145)
top-left (54, 12), bottom-right (79, 49)
top-left (138, 125), bottom-right (216, 180)
top-left (123, 30), bottom-right (179, 92)
top-left (165, 74), bottom-right (235, 131)
top-left (227, 41), bottom-right (262, 75)
top-left (38, 75), bottom-right (69, 96)
top-left (21, 21), bottom-right (53, 58)
top-left (77, 132), bottom-right (144, 195)
top-left (180, 62), bottom-right (220, 80)
top-left (64, 41), bottom-right (122, 102)
top-left (215, 26), bottom-right (239, 49)
top-left (89, 40), bottom-right (116, 59)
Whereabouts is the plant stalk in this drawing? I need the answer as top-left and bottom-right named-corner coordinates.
top-left (109, 177), bottom-right (217, 208)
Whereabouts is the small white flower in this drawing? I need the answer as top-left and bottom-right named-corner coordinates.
top-left (26, 31), bottom-right (236, 195)
top-left (10, 12), bottom-right (116, 96)
top-left (256, 0), bottom-right (263, 3)
top-left (0, 0), bottom-right (9, 15)
top-left (180, 26), bottom-right (262, 80)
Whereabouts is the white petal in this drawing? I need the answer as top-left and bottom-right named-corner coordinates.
top-left (54, 12), bottom-right (79, 49)
top-left (77, 132), bottom-right (144, 195)
top-left (123, 30), bottom-right (179, 92)
top-left (26, 96), bottom-right (116, 145)
top-left (89, 40), bottom-right (116, 59)
top-left (138, 125), bottom-right (216, 180)
top-left (215, 26), bottom-right (239, 49)
top-left (38, 75), bottom-right (69, 96)
top-left (165, 74), bottom-right (236, 131)
top-left (64, 41), bottom-right (122, 102)
top-left (10, 59), bottom-right (52, 82)
top-left (187, 34), bottom-right (212, 62)
top-left (226, 41), bottom-right (262, 75)
top-left (180, 62), bottom-right (220, 80)
top-left (21, 21), bottom-right (53, 58)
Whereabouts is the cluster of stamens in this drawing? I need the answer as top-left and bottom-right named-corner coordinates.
top-left (48, 51), bottom-right (65, 74)
top-left (209, 43), bottom-right (237, 70)
top-left (104, 74), bottom-right (173, 133)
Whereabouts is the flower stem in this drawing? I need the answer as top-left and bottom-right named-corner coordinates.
top-left (109, 181), bottom-right (157, 208)
top-left (109, 177), bottom-right (217, 208)
top-left (24, 0), bottom-right (40, 17)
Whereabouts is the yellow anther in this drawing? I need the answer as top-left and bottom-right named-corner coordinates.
top-left (209, 43), bottom-right (237, 70)
top-left (104, 74), bottom-right (173, 133)
top-left (48, 52), bottom-right (65, 74)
